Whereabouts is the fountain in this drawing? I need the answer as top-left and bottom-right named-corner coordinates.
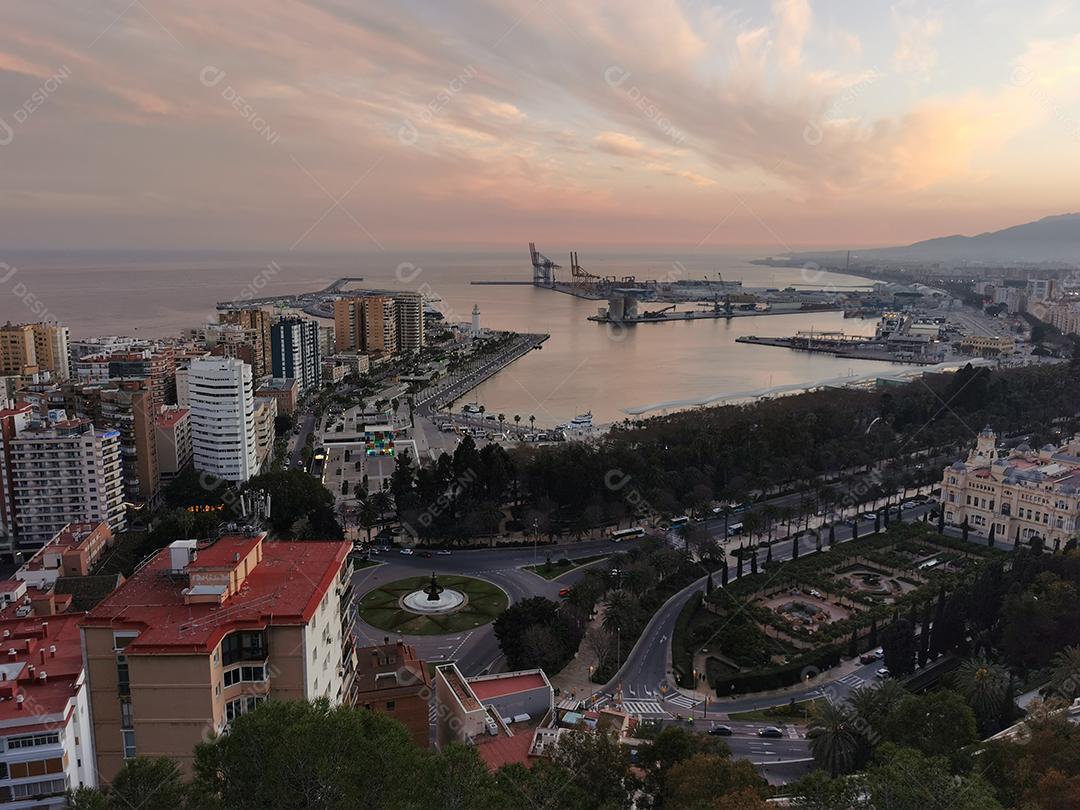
top-left (401, 571), bottom-right (466, 614)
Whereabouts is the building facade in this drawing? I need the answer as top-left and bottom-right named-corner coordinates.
top-left (218, 308), bottom-right (272, 379)
top-left (0, 613), bottom-right (98, 807)
top-left (333, 297), bottom-right (398, 356)
top-left (154, 406), bottom-right (192, 479)
top-left (394, 293), bottom-right (425, 354)
top-left (80, 534), bottom-right (355, 780)
top-left (0, 419), bottom-right (126, 551)
top-left (941, 427), bottom-right (1080, 547)
top-left (353, 640), bottom-right (430, 748)
top-left (270, 318), bottom-right (320, 392)
top-left (187, 357), bottom-right (259, 482)
top-left (0, 324), bottom-right (70, 380)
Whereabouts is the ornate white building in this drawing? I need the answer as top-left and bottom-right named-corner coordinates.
top-left (941, 427), bottom-right (1080, 547)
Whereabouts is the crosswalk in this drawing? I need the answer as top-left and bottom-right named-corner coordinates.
top-left (621, 700), bottom-right (668, 716)
top-left (665, 693), bottom-right (700, 710)
top-left (837, 674), bottom-right (865, 688)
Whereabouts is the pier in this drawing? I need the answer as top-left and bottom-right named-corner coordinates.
top-left (588, 304), bottom-right (842, 324)
top-left (414, 332), bottom-right (549, 416)
top-left (736, 334), bottom-right (940, 365)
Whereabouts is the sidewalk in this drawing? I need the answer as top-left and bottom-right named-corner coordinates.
top-left (550, 606), bottom-right (607, 703)
top-left (669, 654), bottom-right (866, 711)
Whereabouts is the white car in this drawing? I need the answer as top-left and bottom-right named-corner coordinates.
top-left (875, 667), bottom-right (890, 679)
top-left (399, 548), bottom-right (414, 556)
top-left (435, 550), bottom-right (451, 556)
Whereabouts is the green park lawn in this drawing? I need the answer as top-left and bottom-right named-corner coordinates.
top-left (357, 575), bottom-right (508, 635)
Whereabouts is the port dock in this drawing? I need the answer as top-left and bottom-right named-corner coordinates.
top-left (588, 304), bottom-right (842, 324)
top-left (736, 334), bottom-right (940, 365)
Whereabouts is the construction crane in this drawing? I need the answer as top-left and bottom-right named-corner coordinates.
top-left (529, 243), bottom-right (561, 287)
top-left (569, 251), bottom-right (601, 288)
top-left (641, 304), bottom-right (676, 319)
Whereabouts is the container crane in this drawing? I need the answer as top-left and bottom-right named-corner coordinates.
top-left (529, 243), bottom-right (561, 287)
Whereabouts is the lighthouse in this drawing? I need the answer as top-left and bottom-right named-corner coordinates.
top-left (471, 304), bottom-right (481, 336)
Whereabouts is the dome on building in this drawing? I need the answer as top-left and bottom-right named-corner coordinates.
top-left (1015, 442), bottom-right (1032, 454)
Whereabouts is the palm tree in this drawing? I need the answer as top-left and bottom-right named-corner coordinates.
top-left (601, 590), bottom-right (640, 637)
top-left (808, 700), bottom-right (863, 777)
top-left (954, 656), bottom-right (1010, 732)
top-left (1049, 645), bottom-right (1080, 700)
top-left (514, 414), bottom-right (521, 430)
top-left (529, 414), bottom-right (536, 430)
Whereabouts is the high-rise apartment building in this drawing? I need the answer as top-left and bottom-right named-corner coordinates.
top-left (0, 404), bottom-right (33, 541)
top-left (333, 296), bottom-right (398, 356)
top-left (0, 323), bottom-right (71, 380)
top-left (105, 349), bottom-right (176, 411)
top-left (62, 380), bottom-right (160, 505)
top-left (81, 533), bottom-right (355, 780)
top-left (394, 292), bottom-right (425, 354)
top-left (270, 317), bottom-right (320, 392)
top-left (187, 357), bottom-right (258, 482)
top-left (219, 308), bottom-right (272, 378)
top-left (253, 397), bottom-right (277, 470)
top-left (154, 406), bottom-right (192, 480)
top-left (0, 419), bottom-right (126, 551)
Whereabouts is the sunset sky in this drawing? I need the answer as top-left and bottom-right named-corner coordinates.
top-left (2, 1), bottom-right (1080, 252)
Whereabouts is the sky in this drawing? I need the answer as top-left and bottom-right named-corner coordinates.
top-left (1, 0), bottom-right (1080, 252)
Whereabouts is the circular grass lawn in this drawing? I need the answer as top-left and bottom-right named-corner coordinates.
top-left (357, 575), bottom-right (509, 635)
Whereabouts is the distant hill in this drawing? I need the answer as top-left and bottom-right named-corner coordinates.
top-left (862, 213), bottom-right (1080, 264)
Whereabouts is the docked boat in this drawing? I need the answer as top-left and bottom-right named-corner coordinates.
top-left (560, 412), bottom-right (593, 430)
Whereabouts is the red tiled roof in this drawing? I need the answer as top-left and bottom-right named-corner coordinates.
top-left (469, 673), bottom-right (546, 701)
top-left (475, 726), bottom-right (538, 771)
top-left (82, 536), bottom-right (349, 655)
top-left (188, 535), bottom-right (261, 569)
top-left (0, 613), bottom-right (85, 724)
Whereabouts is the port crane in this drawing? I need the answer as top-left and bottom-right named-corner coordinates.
top-left (641, 304), bottom-right (676, 319)
top-left (529, 243), bottom-right (561, 287)
top-left (568, 251), bottom-right (600, 287)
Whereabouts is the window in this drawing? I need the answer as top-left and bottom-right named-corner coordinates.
top-left (7, 732), bottom-right (60, 749)
top-left (220, 631), bottom-right (266, 666)
top-left (8, 758), bottom-right (63, 778)
top-left (11, 778), bottom-right (66, 800)
top-left (385, 700), bottom-right (395, 711)
top-left (120, 701), bottom-right (134, 729)
top-left (225, 695), bottom-right (265, 723)
top-left (122, 730), bottom-right (136, 759)
top-left (223, 664), bottom-right (267, 687)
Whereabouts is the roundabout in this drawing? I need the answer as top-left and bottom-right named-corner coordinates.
top-left (357, 573), bottom-right (509, 635)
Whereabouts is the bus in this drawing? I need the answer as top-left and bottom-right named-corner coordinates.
top-left (669, 516), bottom-right (690, 528)
top-left (610, 527), bottom-right (645, 542)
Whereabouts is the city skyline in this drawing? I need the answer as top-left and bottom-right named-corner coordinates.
top-left (2, 1), bottom-right (1080, 251)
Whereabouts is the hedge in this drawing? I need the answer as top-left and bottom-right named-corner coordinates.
top-left (710, 644), bottom-right (843, 695)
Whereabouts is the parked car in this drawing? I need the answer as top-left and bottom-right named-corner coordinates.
top-left (876, 667), bottom-right (890, 679)
top-left (859, 652), bottom-right (877, 664)
top-left (758, 727), bottom-right (784, 738)
top-left (708, 725), bottom-right (733, 736)
top-left (558, 587), bottom-right (571, 598)
top-left (399, 548), bottom-right (414, 556)
top-left (861, 512), bottom-right (877, 521)
top-left (435, 550), bottom-right (452, 556)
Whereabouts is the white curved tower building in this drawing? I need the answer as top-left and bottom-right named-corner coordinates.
top-left (188, 357), bottom-right (258, 482)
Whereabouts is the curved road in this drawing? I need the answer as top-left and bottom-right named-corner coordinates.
top-left (352, 537), bottom-right (633, 675)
